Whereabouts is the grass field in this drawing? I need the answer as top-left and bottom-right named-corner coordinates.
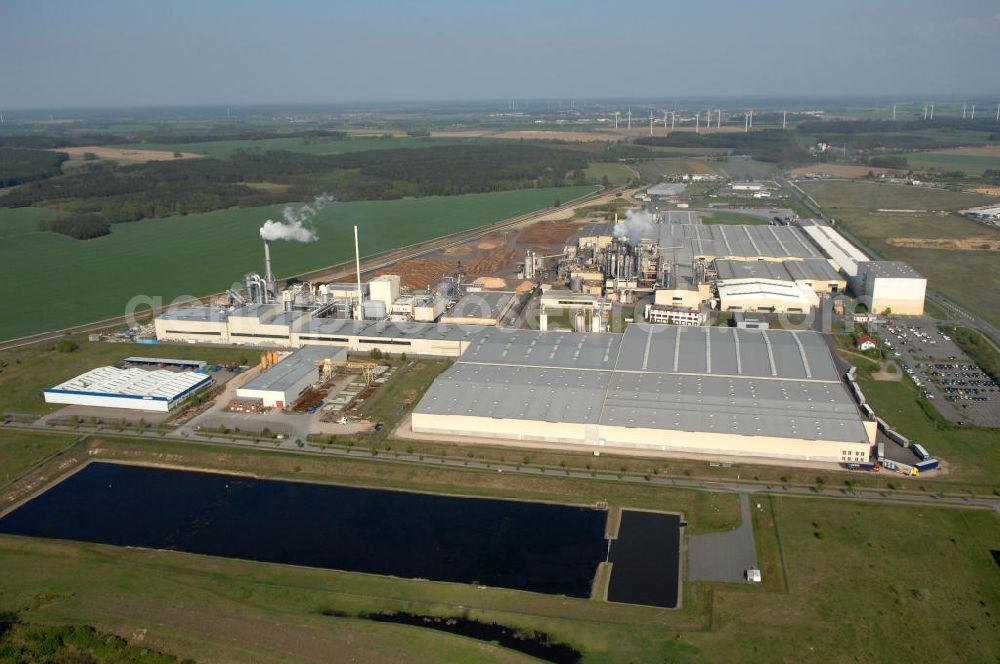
top-left (0, 435), bottom-right (996, 662)
top-left (799, 180), bottom-right (1000, 328)
top-left (583, 162), bottom-right (635, 186)
top-left (111, 136), bottom-right (507, 160)
top-left (0, 186), bottom-right (596, 341)
top-left (0, 430), bottom-right (77, 487)
top-left (882, 151), bottom-right (1000, 175)
top-left (0, 339), bottom-right (253, 415)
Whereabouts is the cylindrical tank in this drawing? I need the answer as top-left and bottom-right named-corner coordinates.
top-left (570, 276), bottom-right (582, 292)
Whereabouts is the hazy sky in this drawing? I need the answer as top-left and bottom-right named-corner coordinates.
top-left (3, 0), bottom-right (999, 108)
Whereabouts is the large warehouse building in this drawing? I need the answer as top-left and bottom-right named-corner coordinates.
top-left (155, 305), bottom-right (484, 356)
top-left (855, 261), bottom-right (927, 316)
top-left (412, 325), bottom-right (875, 463)
top-left (237, 345), bottom-right (346, 408)
top-left (44, 366), bottom-right (212, 412)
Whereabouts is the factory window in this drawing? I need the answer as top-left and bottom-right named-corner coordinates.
top-left (359, 338), bottom-right (411, 346)
top-left (297, 335), bottom-right (349, 342)
top-left (231, 333), bottom-right (289, 339)
top-left (164, 329), bottom-right (221, 335)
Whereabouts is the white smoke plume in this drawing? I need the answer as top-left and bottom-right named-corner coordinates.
top-left (259, 194), bottom-right (335, 242)
top-left (612, 209), bottom-right (656, 245)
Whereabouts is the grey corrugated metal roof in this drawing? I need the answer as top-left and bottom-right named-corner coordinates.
top-left (159, 307), bottom-right (228, 322)
top-left (239, 345), bottom-right (347, 393)
top-left (659, 224), bottom-right (822, 260)
top-left (783, 258), bottom-right (844, 282)
top-left (461, 328), bottom-right (622, 370)
top-left (446, 291), bottom-right (515, 320)
top-left (613, 324), bottom-right (838, 380)
top-left (416, 359), bottom-right (866, 443)
top-left (299, 319), bottom-right (486, 341)
top-left (415, 363), bottom-right (610, 424)
top-left (414, 325), bottom-right (864, 443)
top-left (858, 261), bottom-right (923, 279)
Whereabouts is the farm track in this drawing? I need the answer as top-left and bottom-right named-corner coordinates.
top-left (0, 186), bottom-right (620, 352)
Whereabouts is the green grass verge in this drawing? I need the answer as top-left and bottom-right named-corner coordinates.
top-left (942, 326), bottom-right (1000, 384)
top-left (0, 430), bottom-right (77, 487)
top-left (0, 186), bottom-right (597, 341)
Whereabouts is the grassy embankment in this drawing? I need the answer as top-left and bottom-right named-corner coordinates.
top-left (0, 433), bottom-right (997, 662)
top-left (800, 180), bottom-right (1000, 328)
top-left (835, 343), bottom-right (1000, 487)
top-left (0, 186), bottom-right (597, 341)
top-left (942, 326), bottom-right (1000, 384)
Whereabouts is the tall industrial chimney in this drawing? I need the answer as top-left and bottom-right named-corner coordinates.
top-left (354, 225), bottom-right (363, 320)
top-left (263, 240), bottom-right (275, 302)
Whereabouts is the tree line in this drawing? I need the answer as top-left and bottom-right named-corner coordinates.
top-left (635, 131), bottom-right (810, 164)
top-left (8, 143), bottom-right (593, 238)
top-left (0, 148), bottom-right (68, 186)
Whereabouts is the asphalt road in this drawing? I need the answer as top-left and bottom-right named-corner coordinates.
top-left (5, 421), bottom-right (998, 513)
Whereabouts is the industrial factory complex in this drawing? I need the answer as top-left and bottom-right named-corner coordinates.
top-left (411, 325), bottom-right (874, 463)
top-left (51, 198), bottom-right (925, 466)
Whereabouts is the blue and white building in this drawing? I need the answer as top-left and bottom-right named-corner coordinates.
top-left (43, 366), bottom-right (212, 412)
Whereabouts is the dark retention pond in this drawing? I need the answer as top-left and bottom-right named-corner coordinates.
top-left (0, 463), bottom-right (610, 597)
top-left (607, 510), bottom-right (681, 608)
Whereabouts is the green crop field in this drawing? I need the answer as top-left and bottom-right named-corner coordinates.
top-left (883, 151), bottom-right (1000, 175)
top-left (111, 136), bottom-right (508, 160)
top-left (800, 180), bottom-right (1000, 328)
top-left (0, 186), bottom-right (597, 341)
top-left (0, 206), bottom-right (61, 238)
top-left (0, 435), bottom-right (997, 662)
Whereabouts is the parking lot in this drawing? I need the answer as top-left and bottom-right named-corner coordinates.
top-left (875, 318), bottom-right (1000, 428)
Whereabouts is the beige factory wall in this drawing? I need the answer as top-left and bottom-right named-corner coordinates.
top-left (654, 288), bottom-right (702, 308)
top-left (869, 298), bottom-right (925, 316)
top-left (439, 315), bottom-right (498, 326)
top-left (412, 413), bottom-right (590, 445)
top-left (154, 319), bottom-right (229, 343)
top-left (797, 278), bottom-right (846, 294)
top-left (234, 388), bottom-right (287, 409)
top-left (411, 413), bottom-right (871, 463)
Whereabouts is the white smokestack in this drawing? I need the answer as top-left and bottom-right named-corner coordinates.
top-left (354, 225), bottom-right (363, 320)
top-left (263, 240), bottom-right (275, 299)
